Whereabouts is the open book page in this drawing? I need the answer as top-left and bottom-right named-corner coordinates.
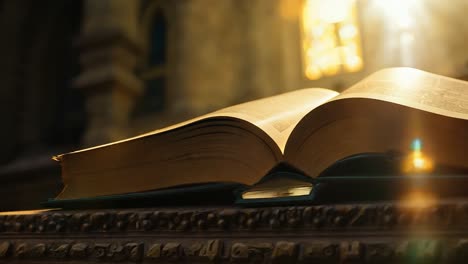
top-left (334, 67), bottom-right (468, 120)
top-left (55, 88), bottom-right (338, 199)
top-left (212, 88), bottom-right (339, 151)
top-left (61, 88), bottom-right (338, 158)
top-left (286, 67), bottom-right (468, 178)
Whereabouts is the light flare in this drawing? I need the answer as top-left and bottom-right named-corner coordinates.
top-left (374, 0), bottom-right (418, 30)
top-left (242, 186), bottom-right (313, 200)
top-left (402, 191), bottom-right (435, 208)
top-left (403, 138), bottom-right (434, 174)
top-left (0, 209), bottom-right (59, 216)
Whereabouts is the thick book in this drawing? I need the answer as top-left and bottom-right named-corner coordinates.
top-left (52, 67), bottom-right (468, 202)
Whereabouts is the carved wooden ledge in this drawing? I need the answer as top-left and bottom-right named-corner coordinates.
top-left (1, 201), bottom-right (468, 263)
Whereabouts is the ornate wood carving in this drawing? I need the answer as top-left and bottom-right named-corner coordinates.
top-left (0, 238), bottom-right (466, 263)
top-left (0, 203), bottom-right (466, 234)
top-left (1, 202), bottom-right (468, 263)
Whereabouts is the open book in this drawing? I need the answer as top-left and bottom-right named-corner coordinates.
top-left (53, 68), bottom-right (468, 201)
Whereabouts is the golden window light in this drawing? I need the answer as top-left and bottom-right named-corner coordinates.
top-left (301, 0), bottom-right (364, 80)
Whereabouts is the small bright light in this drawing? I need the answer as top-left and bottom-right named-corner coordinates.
top-left (403, 139), bottom-right (434, 174)
top-left (412, 157), bottom-right (425, 169)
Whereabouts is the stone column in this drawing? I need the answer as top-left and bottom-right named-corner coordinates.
top-left (172, 0), bottom-right (246, 115)
top-left (245, 0), bottom-right (286, 98)
top-left (74, 0), bottom-right (143, 146)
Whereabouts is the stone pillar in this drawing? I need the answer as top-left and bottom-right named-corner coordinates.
top-left (172, 0), bottom-right (246, 115)
top-left (245, 0), bottom-right (286, 98)
top-left (74, 0), bottom-right (143, 146)
top-left (277, 0), bottom-right (303, 92)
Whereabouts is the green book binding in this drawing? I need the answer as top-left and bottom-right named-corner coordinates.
top-left (43, 182), bottom-right (245, 209)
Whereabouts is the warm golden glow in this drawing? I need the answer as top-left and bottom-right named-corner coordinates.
top-left (278, 0), bottom-right (302, 20)
top-left (403, 139), bottom-right (434, 174)
top-left (369, 0), bottom-right (424, 67)
top-left (403, 150), bottom-right (434, 174)
top-left (0, 209), bottom-right (58, 216)
top-left (242, 186), bottom-right (313, 200)
top-left (374, 0), bottom-right (417, 30)
top-left (401, 191), bottom-right (435, 208)
top-left (301, 0), bottom-right (363, 80)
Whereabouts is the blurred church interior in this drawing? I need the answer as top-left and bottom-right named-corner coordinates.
top-left (0, 0), bottom-right (467, 210)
